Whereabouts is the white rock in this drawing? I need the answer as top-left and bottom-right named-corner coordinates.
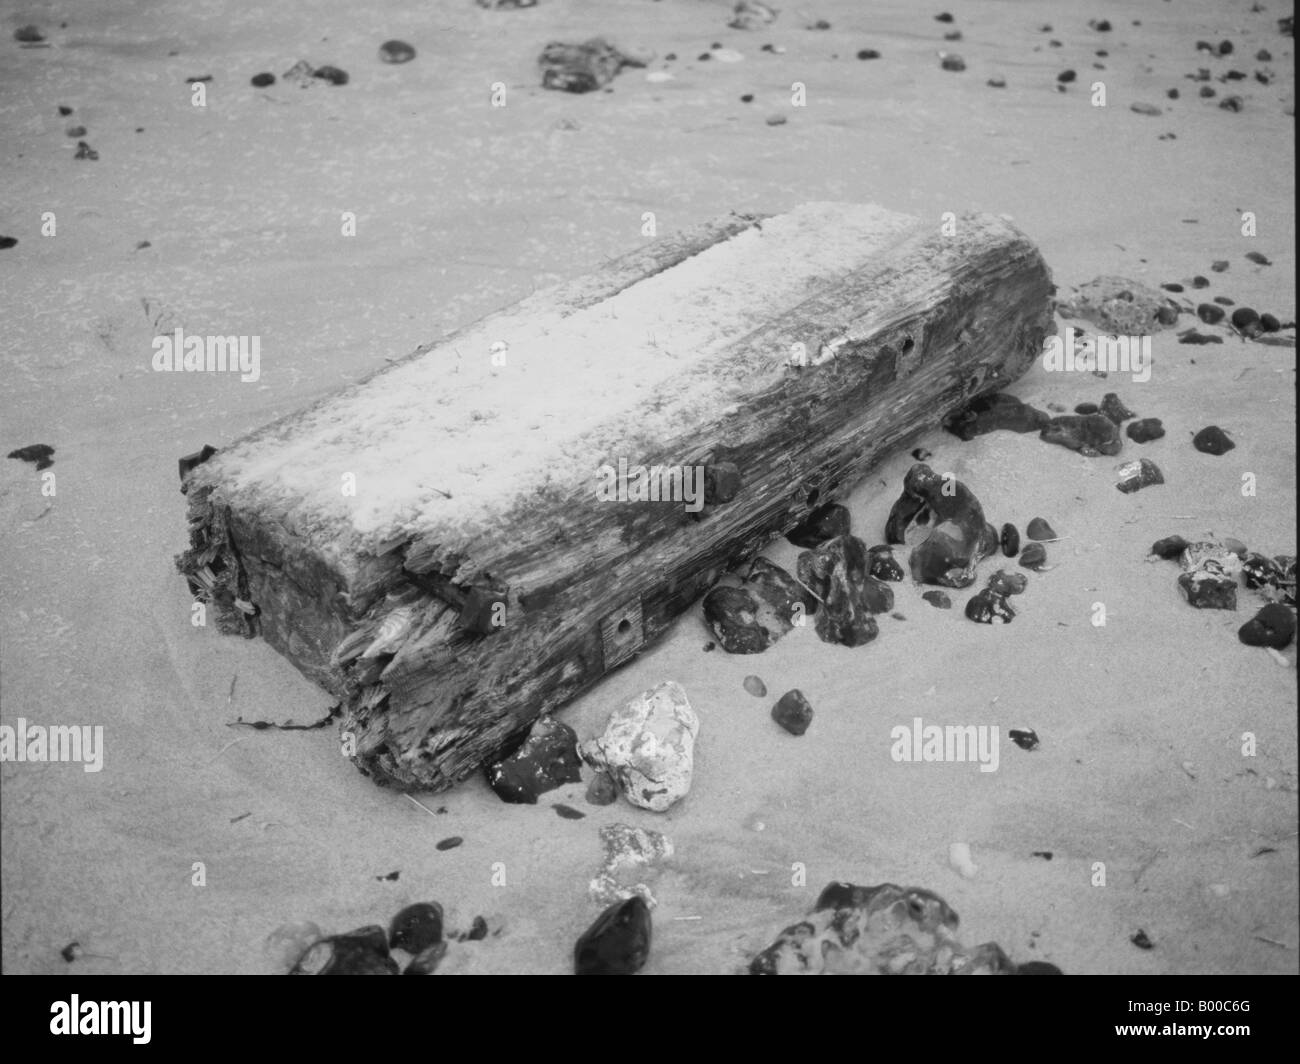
top-left (948, 842), bottom-right (978, 879)
top-left (583, 681), bottom-right (699, 811)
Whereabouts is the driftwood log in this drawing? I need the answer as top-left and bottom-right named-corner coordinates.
top-left (176, 203), bottom-right (1054, 791)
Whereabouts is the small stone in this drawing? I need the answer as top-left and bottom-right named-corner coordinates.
top-left (1074, 402), bottom-right (1100, 415)
top-left (436, 836), bottom-right (463, 850)
top-left (1211, 260), bottom-right (1230, 273)
top-left (1219, 95), bottom-right (1243, 112)
top-left (1191, 275), bottom-right (1210, 288)
top-left (1019, 961), bottom-right (1063, 974)
top-left (1260, 313), bottom-right (1281, 332)
top-left (1009, 728), bottom-right (1039, 751)
top-left (935, 12), bottom-right (955, 22)
top-left (13, 25), bottom-right (44, 42)
top-left (765, 114), bottom-right (787, 126)
top-left (867, 544), bottom-right (905, 582)
top-left (1192, 425), bottom-right (1234, 455)
top-left (1239, 604), bottom-right (1296, 649)
top-left (965, 589), bottom-right (1015, 624)
top-left (7, 444), bottom-right (54, 470)
top-left (1127, 418), bottom-right (1165, 443)
top-left (1200, 85), bottom-right (1216, 98)
top-left (66, 125), bottom-right (87, 137)
top-left (461, 916), bottom-right (489, 942)
top-left (1257, 49), bottom-right (1272, 61)
top-left (291, 925), bottom-right (398, 975)
top-left (389, 903), bottom-right (443, 954)
top-left (379, 40), bottom-right (416, 64)
top-left (1230, 307), bottom-right (1260, 331)
top-left (74, 141), bottom-right (98, 161)
top-left (771, 689), bottom-right (814, 735)
top-left (1131, 929), bottom-right (1154, 950)
top-left (1130, 102), bottom-right (1162, 115)
top-left (948, 842), bottom-right (978, 878)
top-left (786, 502), bottom-right (851, 547)
top-left (582, 681), bottom-right (699, 812)
top-left (888, 464), bottom-right (999, 588)
top-left (941, 54), bottom-right (966, 72)
top-left (586, 770), bottom-right (619, 806)
top-left (1153, 537), bottom-right (1191, 561)
top-left (703, 558), bottom-right (802, 653)
top-left (1019, 543), bottom-right (1049, 570)
top-left (484, 716), bottom-right (583, 803)
top-left (1196, 303), bottom-right (1225, 324)
top-left (922, 590), bottom-right (952, 609)
top-left (1162, 282), bottom-right (1184, 292)
top-left (574, 896), bottom-right (652, 975)
top-left (987, 570), bottom-right (1028, 596)
top-left (0, 236), bottom-right (17, 250)
top-left (264, 921), bottom-right (322, 971)
top-left (1026, 517), bottom-right (1056, 541)
top-left (743, 675), bottom-right (767, 697)
top-left (1100, 392), bottom-right (1136, 425)
top-left (987, 77), bottom-right (1007, 88)
top-left (250, 72), bottom-right (275, 87)
top-left (313, 65), bottom-right (349, 85)
top-left (554, 803), bottom-right (586, 819)
top-left (943, 392), bottom-right (1050, 440)
top-left (1178, 571), bottom-right (1237, 610)
top-left (1116, 457), bottom-right (1165, 494)
top-left (404, 941), bottom-right (448, 974)
top-left (1057, 69), bottom-right (1077, 83)
top-left (1041, 413), bottom-right (1122, 456)
top-left (1000, 523), bottom-right (1020, 557)
top-left (1178, 329), bottom-right (1222, 345)
top-left (797, 535), bottom-right (888, 646)
top-left (944, 30), bottom-right (962, 41)
top-left (857, 49), bottom-right (881, 60)
top-left (1245, 251), bottom-right (1271, 266)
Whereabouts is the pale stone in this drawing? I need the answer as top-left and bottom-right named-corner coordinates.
top-left (583, 682), bottom-right (699, 811)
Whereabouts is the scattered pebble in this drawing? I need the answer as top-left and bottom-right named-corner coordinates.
top-left (1116, 457), bottom-right (1165, 494)
top-left (554, 802), bottom-right (586, 820)
top-left (765, 114), bottom-right (787, 126)
top-left (1019, 542), bottom-right (1049, 571)
top-left (436, 835), bottom-right (463, 850)
top-left (1239, 603), bottom-right (1296, 649)
top-left (1211, 260), bottom-right (1230, 273)
top-left (1192, 425), bottom-right (1234, 455)
top-left (1009, 728), bottom-right (1039, 751)
top-left (965, 588), bottom-right (1015, 623)
top-left (7, 444), bottom-right (54, 469)
top-left (14, 25), bottom-right (44, 42)
top-left (1074, 402), bottom-right (1099, 415)
top-left (389, 903), bottom-right (443, 954)
top-left (1178, 329), bottom-right (1222, 345)
top-left (1041, 413), bottom-right (1122, 456)
top-left (987, 77), bottom-right (1007, 88)
top-left (250, 72), bottom-right (275, 87)
top-left (729, 0), bottom-right (778, 30)
top-left (867, 544), bottom-right (905, 582)
top-left (703, 558), bottom-right (801, 652)
top-left (1219, 95), bottom-right (1243, 111)
top-left (1130, 102), bottom-right (1162, 116)
top-left (1026, 517), bottom-right (1056, 541)
top-left (786, 502), bottom-right (851, 548)
top-left (66, 125), bottom-right (86, 137)
top-left (379, 39), bottom-right (416, 64)
top-left (485, 715), bottom-right (582, 803)
top-left (1196, 303), bottom-right (1225, 324)
top-left (922, 589), bottom-right (952, 609)
top-left (857, 49), bottom-right (881, 60)
top-left (743, 674), bottom-right (767, 697)
top-left (948, 842), bottom-right (978, 878)
top-left (574, 896), bottom-right (652, 975)
top-left (1057, 69), bottom-right (1077, 83)
top-left (313, 64), bottom-right (349, 85)
top-left (1245, 251), bottom-right (1271, 266)
top-left (74, 141), bottom-right (98, 161)
top-left (940, 54), bottom-right (966, 72)
top-left (1131, 929), bottom-right (1154, 950)
top-left (771, 689), bottom-right (814, 735)
top-left (1126, 418), bottom-right (1165, 443)
top-left (586, 770), bottom-right (618, 806)
top-left (987, 570), bottom-right (1028, 596)
top-left (1000, 523), bottom-right (1020, 557)
top-left (797, 534), bottom-right (890, 644)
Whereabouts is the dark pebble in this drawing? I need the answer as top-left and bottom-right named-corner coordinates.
top-left (1260, 313), bottom-right (1281, 332)
top-left (1116, 457), bottom-right (1164, 494)
top-left (460, 916), bottom-right (489, 942)
top-left (771, 689), bottom-right (814, 735)
top-left (1178, 572), bottom-right (1237, 610)
top-left (1157, 303), bottom-right (1180, 325)
top-left (0, 236), bottom-right (18, 250)
top-left (57, 105), bottom-right (73, 116)
top-left (1211, 260), bottom-right (1230, 272)
top-left (1161, 282), bottom-right (1184, 292)
top-left (809, 19), bottom-right (831, 30)
top-left (1192, 425), bottom-right (1234, 455)
top-left (1151, 535), bottom-right (1191, 559)
top-left (867, 544), bottom-right (905, 582)
top-left (943, 392), bottom-right (1049, 440)
top-left (7, 444), bottom-right (54, 469)
top-left (797, 535), bottom-right (887, 646)
top-left (1213, 295), bottom-right (1234, 306)
top-left (935, 12), bottom-right (954, 23)
top-left (404, 941), bottom-right (448, 975)
top-left (743, 674), bottom-right (767, 697)
top-left (14, 25), bottom-right (44, 42)
top-left (66, 125), bottom-right (86, 137)
top-left (1257, 49), bottom-right (1272, 61)
top-left (987, 570), bottom-right (1028, 596)
top-left (1019, 543), bottom-right (1048, 571)
top-left (987, 77), bottom-right (1007, 88)
top-left (484, 716), bottom-right (582, 803)
top-left (944, 30), bottom-right (962, 41)
top-left (1178, 330), bottom-right (1222, 345)
top-left (1219, 95), bottom-right (1243, 111)
top-left (965, 588), bottom-right (1014, 624)
top-left (74, 141), bottom-right (98, 161)
top-left (586, 770), bottom-right (618, 806)
top-left (702, 641), bottom-right (716, 652)
top-left (1057, 69), bottom-right (1076, 83)
top-left (740, 93), bottom-right (753, 102)
top-left (665, 52), bottom-right (677, 61)
top-left (1191, 275), bottom-right (1209, 288)
top-left (251, 72), bottom-right (275, 87)
top-left (1009, 728), bottom-right (1039, 751)
top-left (1131, 930), bottom-right (1154, 950)
top-left (554, 803), bottom-right (586, 820)
top-left (1074, 402), bottom-right (1100, 415)
top-left (1167, 88), bottom-right (1179, 99)
top-left (1019, 961), bottom-right (1063, 974)
top-left (703, 559), bottom-right (803, 653)
top-left (1026, 517), bottom-right (1056, 541)
top-left (941, 54), bottom-right (966, 71)
top-left (1100, 393), bottom-right (1136, 424)
top-left (389, 902), bottom-right (443, 954)
top-left (1245, 251), bottom-right (1271, 265)
top-left (698, 52), bottom-right (711, 61)
top-left (313, 65), bottom-right (349, 85)
top-left (436, 836), bottom-right (463, 850)
top-left (1239, 603), bottom-right (1296, 649)
top-left (1196, 303), bottom-right (1225, 324)
top-left (1032, 851), bottom-right (1054, 860)
top-left (185, 75), bottom-right (213, 83)
top-left (857, 49), bottom-right (881, 60)
top-left (911, 447), bottom-right (933, 461)
top-left (574, 897), bottom-right (652, 975)
top-left (1126, 418), bottom-right (1165, 443)
top-left (1040, 413), bottom-right (1122, 456)
top-left (922, 589), bottom-right (952, 609)
top-left (787, 501), bottom-right (851, 548)
top-left (1000, 523), bottom-right (1020, 557)
top-left (1231, 307), bottom-right (1260, 331)
top-left (1199, 86), bottom-right (1216, 98)
top-left (1092, 19), bottom-right (1112, 32)
top-left (1218, 40), bottom-right (1234, 55)
top-left (379, 40), bottom-right (417, 64)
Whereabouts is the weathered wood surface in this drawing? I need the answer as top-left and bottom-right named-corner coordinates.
top-left (176, 203), bottom-right (1054, 791)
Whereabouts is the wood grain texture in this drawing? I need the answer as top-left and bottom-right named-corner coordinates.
top-left (175, 204), bottom-right (1055, 791)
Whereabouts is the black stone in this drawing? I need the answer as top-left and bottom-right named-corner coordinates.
top-left (14, 25), bottom-right (44, 42)
top-left (389, 903), bottom-right (443, 954)
top-left (291, 925), bottom-right (398, 975)
top-left (574, 897), bottom-right (652, 975)
top-left (1151, 535), bottom-right (1191, 559)
top-left (965, 588), bottom-right (1015, 624)
top-left (484, 716), bottom-right (582, 803)
top-left (857, 49), bottom-right (881, 60)
top-left (797, 535), bottom-right (885, 646)
top-left (1192, 425), bottom-right (1234, 455)
top-left (935, 12), bottom-right (954, 22)
top-left (702, 587), bottom-right (781, 653)
top-left (1241, 552), bottom-right (1280, 591)
top-left (404, 942), bottom-right (448, 974)
top-left (987, 570), bottom-right (1028, 596)
top-left (772, 689), bottom-right (814, 735)
top-left (786, 502), bottom-right (851, 547)
top-left (1178, 330), bottom-right (1222, 345)
top-left (1231, 307), bottom-right (1260, 330)
top-left (1245, 251), bottom-right (1271, 266)
top-left (887, 464), bottom-right (999, 587)
top-left (941, 54), bottom-right (966, 71)
top-left (1161, 282), bottom-right (1184, 292)
top-left (554, 802), bottom-right (586, 819)
top-left (1177, 572), bottom-right (1237, 610)
top-left (1018, 961), bottom-right (1063, 974)
top-left (1009, 728), bottom-right (1039, 751)
top-left (313, 65), bottom-right (349, 85)
top-left (1127, 418), bottom-right (1165, 443)
top-left (436, 836), bottom-right (463, 850)
top-left (1131, 929), bottom-right (1154, 950)
top-left (1239, 604), bottom-right (1295, 649)
top-left (586, 770), bottom-right (618, 805)
top-left (462, 916), bottom-right (489, 942)
top-left (1211, 260), bottom-right (1230, 273)
top-left (379, 40), bottom-right (417, 64)
top-left (1040, 413), bottom-right (1122, 456)
top-left (1057, 69), bottom-right (1076, 83)
top-left (1116, 458), bottom-right (1164, 494)
top-left (1019, 542), bottom-right (1048, 570)
top-left (8, 443), bottom-right (55, 471)
top-left (1073, 402), bottom-right (1100, 415)
top-left (1213, 295), bottom-right (1235, 306)
top-left (1260, 313), bottom-right (1281, 332)
top-left (251, 72), bottom-right (275, 87)
top-left (942, 392), bottom-right (1050, 441)
top-left (0, 236), bottom-right (17, 250)
top-left (867, 544), bottom-right (905, 582)
top-left (922, 590), bottom-right (952, 609)
top-left (1026, 517), bottom-right (1056, 541)
top-left (911, 447), bottom-right (933, 461)
top-left (704, 461), bottom-right (742, 504)
top-left (74, 141), bottom-right (98, 160)
top-left (1000, 523), bottom-right (1020, 557)
top-left (1100, 392), bottom-right (1136, 424)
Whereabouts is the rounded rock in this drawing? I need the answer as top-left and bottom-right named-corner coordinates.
top-left (379, 40), bottom-right (416, 64)
top-left (1025, 517), bottom-right (1056, 541)
top-left (389, 902), bottom-right (444, 954)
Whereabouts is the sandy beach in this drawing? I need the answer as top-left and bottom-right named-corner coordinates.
top-left (1, 0), bottom-right (1295, 976)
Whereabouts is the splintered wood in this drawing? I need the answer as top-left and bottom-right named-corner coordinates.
top-left (176, 203), bottom-right (1055, 791)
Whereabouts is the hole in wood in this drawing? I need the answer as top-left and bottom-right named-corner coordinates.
top-left (901, 336), bottom-right (915, 353)
top-left (616, 618), bottom-right (632, 636)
